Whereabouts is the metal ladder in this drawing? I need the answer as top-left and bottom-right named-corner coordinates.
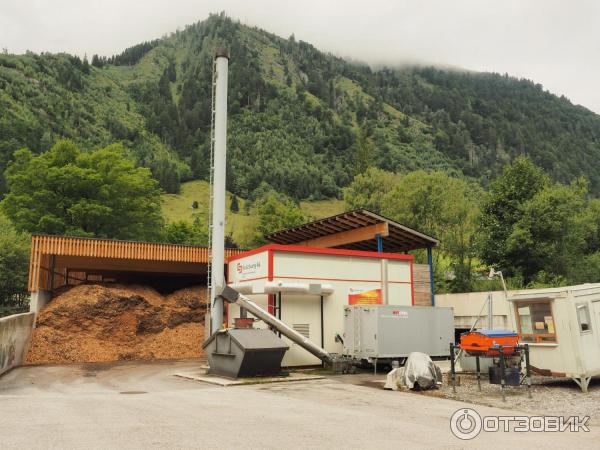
top-left (206, 57), bottom-right (217, 310)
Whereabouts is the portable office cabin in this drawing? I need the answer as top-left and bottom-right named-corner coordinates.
top-left (507, 284), bottom-right (600, 392)
top-left (227, 245), bottom-right (415, 367)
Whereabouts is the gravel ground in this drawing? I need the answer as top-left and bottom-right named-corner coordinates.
top-left (327, 361), bottom-right (600, 425)
top-left (412, 372), bottom-right (600, 425)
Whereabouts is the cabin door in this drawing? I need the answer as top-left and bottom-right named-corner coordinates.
top-left (593, 301), bottom-right (600, 345)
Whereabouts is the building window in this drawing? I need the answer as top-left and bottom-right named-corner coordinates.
top-left (515, 300), bottom-right (556, 343)
top-left (577, 304), bottom-right (591, 333)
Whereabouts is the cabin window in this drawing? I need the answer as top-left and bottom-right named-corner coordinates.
top-left (515, 301), bottom-right (556, 343)
top-left (577, 304), bottom-right (591, 333)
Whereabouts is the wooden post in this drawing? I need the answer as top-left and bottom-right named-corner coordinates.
top-left (49, 255), bottom-right (56, 291)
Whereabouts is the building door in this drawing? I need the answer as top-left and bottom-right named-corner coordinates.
top-left (580, 301), bottom-right (600, 373)
top-left (279, 294), bottom-right (322, 367)
top-left (592, 301), bottom-right (600, 345)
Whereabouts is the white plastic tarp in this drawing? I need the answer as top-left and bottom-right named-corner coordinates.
top-left (384, 352), bottom-right (442, 390)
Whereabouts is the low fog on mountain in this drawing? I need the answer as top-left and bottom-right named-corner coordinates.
top-left (1, 0), bottom-right (599, 112)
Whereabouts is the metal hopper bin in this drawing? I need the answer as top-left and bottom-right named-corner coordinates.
top-left (203, 286), bottom-right (338, 378)
top-left (203, 328), bottom-right (289, 378)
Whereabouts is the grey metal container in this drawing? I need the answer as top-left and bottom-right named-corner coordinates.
top-left (202, 328), bottom-right (289, 378)
top-left (343, 305), bottom-right (454, 360)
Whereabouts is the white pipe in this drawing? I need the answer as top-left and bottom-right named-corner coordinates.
top-left (229, 281), bottom-right (335, 296)
top-left (237, 281), bottom-right (335, 295)
top-left (264, 281), bottom-right (309, 294)
top-left (210, 49), bottom-right (229, 334)
top-left (228, 284), bottom-right (254, 295)
top-left (315, 284), bottom-right (334, 296)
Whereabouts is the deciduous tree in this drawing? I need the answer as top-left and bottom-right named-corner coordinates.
top-left (163, 219), bottom-right (208, 246)
top-left (2, 140), bottom-right (164, 241)
top-left (253, 192), bottom-right (305, 245)
top-left (478, 156), bottom-right (550, 276)
top-left (0, 215), bottom-right (29, 311)
top-left (344, 168), bottom-right (481, 291)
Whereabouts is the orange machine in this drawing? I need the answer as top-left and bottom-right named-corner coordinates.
top-left (460, 329), bottom-right (520, 356)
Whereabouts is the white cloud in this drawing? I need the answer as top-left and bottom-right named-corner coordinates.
top-left (1, 0), bottom-right (599, 112)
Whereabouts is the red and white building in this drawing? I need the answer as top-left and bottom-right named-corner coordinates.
top-left (226, 210), bottom-right (439, 366)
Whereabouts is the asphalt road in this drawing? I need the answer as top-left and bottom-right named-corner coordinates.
top-left (0, 360), bottom-right (597, 449)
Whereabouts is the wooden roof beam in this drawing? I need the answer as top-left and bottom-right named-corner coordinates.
top-left (385, 238), bottom-right (418, 250)
top-left (311, 221), bottom-right (346, 235)
top-left (350, 212), bottom-right (375, 226)
top-left (282, 228), bottom-right (317, 241)
top-left (296, 222), bottom-right (389, 249)
top-left (330, 216), bottom-right (366, 229)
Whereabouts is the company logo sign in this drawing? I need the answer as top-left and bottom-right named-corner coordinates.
top-left (382, 310), bottom-right (409, 319)
top-left (237, 260), bottom-right (261, 275)
top-left (348, 288), bottom-right (382, 305)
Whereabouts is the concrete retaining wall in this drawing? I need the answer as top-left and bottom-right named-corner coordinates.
top-left (30, 289), bottom-right (52, 314)
top-left (0, 312), bottom-right (35, 376)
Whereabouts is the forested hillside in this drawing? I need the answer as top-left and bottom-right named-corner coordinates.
top-left (2, 12), bottom-right (600, 199)
top-left (4, 12), bottom-right (600, 308)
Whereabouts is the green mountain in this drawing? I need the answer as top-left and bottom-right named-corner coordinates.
top-left (3, 13), bottom-right (600, 198)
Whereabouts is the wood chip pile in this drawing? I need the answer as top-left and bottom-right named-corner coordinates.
top-left (26, 283), bottom-right (207, 364)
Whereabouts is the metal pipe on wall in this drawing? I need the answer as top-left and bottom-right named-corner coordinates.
top-left (210, 49), bottom-right (229, 334)
top-left (381, 259), bottom-right (389, 305)
top-left (320, 295), bottom-right (324, 349)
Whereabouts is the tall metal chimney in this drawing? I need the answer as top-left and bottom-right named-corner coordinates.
top-left (210, 48), bottom-right (229, 334)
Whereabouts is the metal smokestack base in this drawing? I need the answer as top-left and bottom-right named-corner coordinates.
top-left (214, 48), bottom-right (230, 59)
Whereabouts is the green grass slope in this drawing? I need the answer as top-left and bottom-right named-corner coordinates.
top-left (161, 180), bottom-right (256, 246)
top-left (161, 180), bottom-right (345, 247)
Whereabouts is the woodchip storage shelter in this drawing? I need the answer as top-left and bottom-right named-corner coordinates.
top-left (28, 235), bottom-right (243, 313)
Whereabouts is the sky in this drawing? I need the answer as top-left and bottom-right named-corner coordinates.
top-left (1, 0), bottom-right (599, 112)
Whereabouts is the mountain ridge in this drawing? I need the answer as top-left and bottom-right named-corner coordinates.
top-left (2, 13), bottom-right (600, 198)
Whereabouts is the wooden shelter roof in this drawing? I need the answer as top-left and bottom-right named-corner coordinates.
top-left (28, 234), bottom-right (243, 292)
top-left (266, 209), bottom-right (439, 253)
